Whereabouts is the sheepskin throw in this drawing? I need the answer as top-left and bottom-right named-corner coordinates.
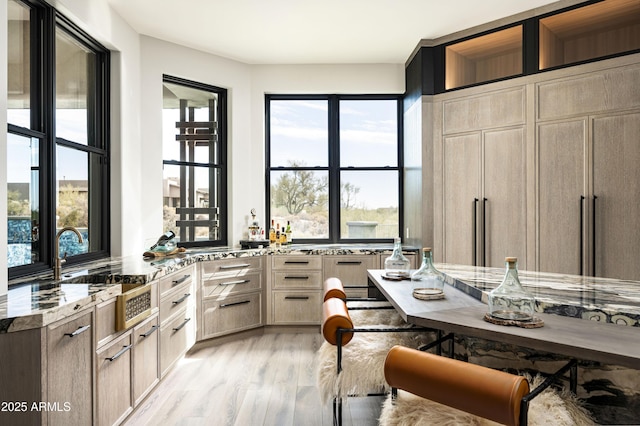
top-left (347, 304), bottom-right (407, 327)
top-left (379, 374), bottom-right (595, 426)
top-left (316, 328), bottom-right (435, 403)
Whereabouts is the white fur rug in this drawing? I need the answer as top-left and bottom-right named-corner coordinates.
top-left (378, 374), bottom-right (595, 426)
top-left (316, 329), bottom-right (436, 403)
top-left (347, 304), bottom-right (407, 327)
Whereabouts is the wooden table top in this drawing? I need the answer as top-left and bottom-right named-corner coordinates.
top-left (367, 270), bottom-right (640, 369)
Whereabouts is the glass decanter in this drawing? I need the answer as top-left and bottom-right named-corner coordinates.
top-left (384, 237), bottom-right (410, 278)
top-left (488, 257), bottom-right (535, 321)
top-left (411, 247), bottom-right (445, 299)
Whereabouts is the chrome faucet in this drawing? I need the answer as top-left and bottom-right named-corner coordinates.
top-left (54, 226), bottom-right (84, 281)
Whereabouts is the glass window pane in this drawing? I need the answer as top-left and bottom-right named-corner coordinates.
top-left (56, 146), bottom-right (89, 255)
top-left (56, 28), bottom-right (96, 145)
top-left (270, 170), bottom-right (328, 239)
top-left (162, 82), bottom-right (220, 164)
top-left (270, 100), bottom-right (328, 167)
top-left (7, 0), bottom-right (31, 128)
top-left (7, 133), bottom-right (39, 267)
top-left (163, 164), bottom-right (221, 243)
top-left (340, 171), bottom-right (399, 239)
top-left (340, 100), bottom-right (398, 167)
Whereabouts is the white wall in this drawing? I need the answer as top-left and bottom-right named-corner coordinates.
top-left (141, 39), bottom-right (405, 246)
top-left (1, 1), bottom-right (404, 292)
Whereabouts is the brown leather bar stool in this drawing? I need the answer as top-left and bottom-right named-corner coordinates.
top-left (381, 345), bottom-right (594, 426)
top-left (323, 277), bottom-right (405, 327)
top-left (317, 298), bottom-right (435, 426)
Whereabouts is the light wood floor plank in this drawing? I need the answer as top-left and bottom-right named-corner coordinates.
top-left (124, 332), bottom-right (383, 426)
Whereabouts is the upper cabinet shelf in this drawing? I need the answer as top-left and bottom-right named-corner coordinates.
top-left (539, 0), bottom-right (640, 70)
top-left (446, 25), bottom-right (523, 90)
top-left (411, 0), bottom-right (640, 95)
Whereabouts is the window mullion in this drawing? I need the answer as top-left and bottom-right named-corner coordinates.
top-left (328, 95), bottom-right (340, 242)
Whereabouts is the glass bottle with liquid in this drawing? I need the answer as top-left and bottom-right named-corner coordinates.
top-left (384, 237), bottom-right (410, 278)
top-left (488, 257), bottom-right (535, 321)
top-left (411, 248), bottom-right (445, 299)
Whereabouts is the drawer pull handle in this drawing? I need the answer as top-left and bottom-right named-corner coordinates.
top-left (337, 261), bottom-right (362, 265)
top-left (64, 324), bottom-right (91, 338)
top-left (219, 264), bottom-right (250, 270)
top-left (285, 296), bottom-right (310, 300)
top-left (220, 300), bottom-right (250, 308)
top-left (284, 260), bottom-right (309, 264)
top-left (284, 276), bottom-right (309, 280)
top-left (106, 344), bottom-right (132, 362)
top-left (172, 293), bottom-right (191, 305)
top-left (220, 279), bottom-right (250, 286)
top-left (172, 318), bottom-right (191, 332)
top-left (140, 325), bottom-right (158, 338)
top-left (172, 275), bottom-right (190, 285)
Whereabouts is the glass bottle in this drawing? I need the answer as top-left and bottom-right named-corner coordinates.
top-left (411, 248), bottom-right (445, 298)
top-left (384, 237), bottom-right (410, 277)
top-left (488, 257), bottom-right (535, 321)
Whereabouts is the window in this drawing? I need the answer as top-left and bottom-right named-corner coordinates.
top-left (162, 76), bottom-right (227, 246)
top-left (266, 95), bottom-right (403, 242)
top-left (7, 0), bottom-right (109, 279)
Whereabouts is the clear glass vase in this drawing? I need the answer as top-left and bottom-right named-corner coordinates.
top-left (488, 257), bottom-right (535, 321)
top-left (384, 237), bottom-right (410, 278)
top-left (411, 248), bottom-right (445, 299)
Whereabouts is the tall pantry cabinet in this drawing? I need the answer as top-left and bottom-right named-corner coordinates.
top-left (438, 88), bottom-right (528, 268)
top-left (536, 63), bottom-right (640, 279)
top-left (428, 55), bottom-right (640, 280)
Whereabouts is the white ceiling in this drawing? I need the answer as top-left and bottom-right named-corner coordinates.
top-left (106, 0), bottom-right (561, 65)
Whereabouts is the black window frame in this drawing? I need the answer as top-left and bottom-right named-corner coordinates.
top-left (161, 75), bottom-right (228, 248)
top-left (265, 94), bottom-right (404, 244)
top-left (7, 0), bottom-right (110, 280)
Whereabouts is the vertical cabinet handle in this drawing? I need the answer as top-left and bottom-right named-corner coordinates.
top-left (482, 198), bottom-right (487, 267)
top-left (592, 195), bottom-right (597, 277)
top-left (579, 196), bottom-right (585, 276)
top-left (473, 198), bottom-right (479, 266)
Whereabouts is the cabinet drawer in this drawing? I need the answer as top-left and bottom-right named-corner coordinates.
top-left (160, 308), bottom-right (193, 377)
top-left (202, 256), bottom-right (262, 277)
top-left (203, 272), bottom-right (262, 298)
top-left (159, 266), bottom-right (195, 298)
top-left (272, 255), bottom-right (322, 270)
top-left (272, 271), bottom-right (322, 289)
top-left (159, 282), bottom-right (193, 324)
top-left (201, 292), bottom-right (262, 338)
top-left (272, 291), bottom-right (322, 324)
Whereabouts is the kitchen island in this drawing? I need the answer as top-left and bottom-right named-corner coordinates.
top-left (368, 266), bottom-right (640, 424)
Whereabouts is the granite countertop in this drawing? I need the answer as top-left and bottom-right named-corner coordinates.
top-left (1, 244), bottom-right (413, 333)
top-left (438, 263), bottom-right (640, 327)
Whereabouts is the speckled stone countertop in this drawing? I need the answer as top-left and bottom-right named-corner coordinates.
top-left (438, 263), bottom-right (640, 327)
top-left (1, 244), bottom-right (410, 333)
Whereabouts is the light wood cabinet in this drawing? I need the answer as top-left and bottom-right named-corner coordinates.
top-left (268, 255), bottom-right (322, 325)
top-left (96, 331), bottom-right (133, 426)
top-left (199, 257), bottom-right (263, 340)
top-left (591, 112), bottom-right (640, 280)
top-left (0, 309), bottom-right (94, 426)
top-left (323, 255), bottom-right (377, 299)
top-left (46, 310), bottom-right (94, 426)
top-left (132, 313), bottom-right (159, 405)
top-left (442, 127), bottom-right (527, 268)
top-left (537, 120), bottom-right (586, 275)
top-left (159, 266), bottom-right (196, 377)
